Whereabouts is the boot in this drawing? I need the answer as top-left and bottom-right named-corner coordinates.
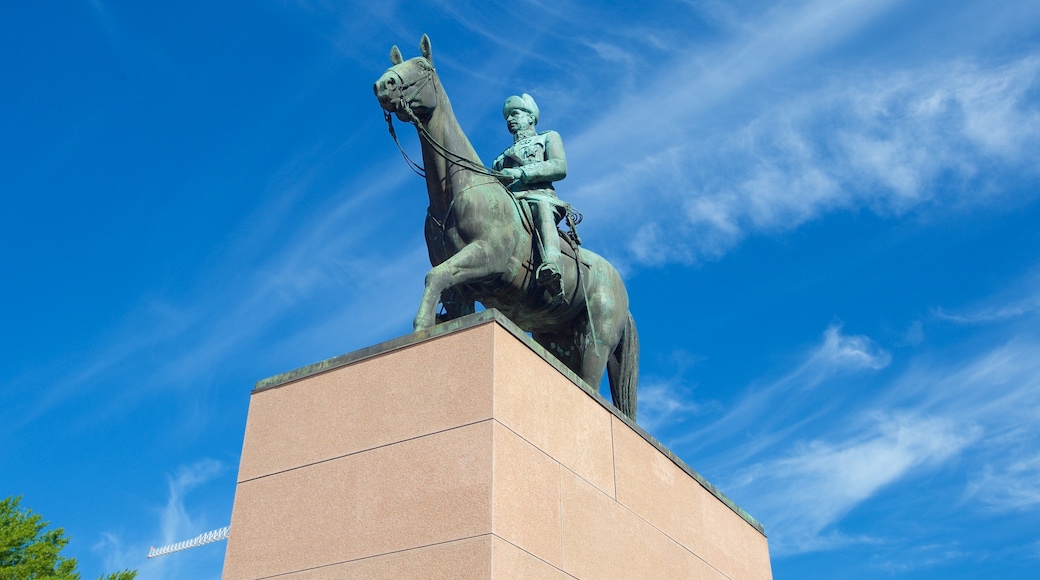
top-left (535, 200), bottom-right (565, 301)
top-left (537, 261), bottom-right (563, 300)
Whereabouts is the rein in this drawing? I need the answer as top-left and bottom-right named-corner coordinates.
top-left (426, 178), bottom-right (498, 232)
top-left (384, 79), bottom-right (584, 244)
top-left (384, 110), bottom-right (426, 177)
top-left (382, 64), bottom-right (507, 181)
top-left (381, 63), bottom-right (524, 235)
top-left (380, 63), bottom-right (592, 320)
top-left (382, 64), bottom-right (438, 177)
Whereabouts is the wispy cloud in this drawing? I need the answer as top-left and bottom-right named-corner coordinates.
top-left (881, 339), bottom-right (1040, 423)
top-left (627, 265), bottom-right (1040, 557)
top-left (966, 450), bottom-right (1040, 511)
top-left (638, 380), bottom-right (708, 436)
top-left (560, 0), bottom-right (1040, 267)
top-left (640, 54), bottom-right (1037, 264)
top-left (796, 324), bottom-right (893, 384)
top-left (92, 532), bottom-right (135, 577)
top-left (636, 351), bottom-right (713, 435)
top-left (157, 459), bottom-right (227, 546)
top-left (933, 301), bottom-right (1040, 325)
top-left (675, 324), bottom-right (890, 457)
top-left (137, 459), bottom-right (229, 580)
top-left (91, 459), bottom-right (228, 580)
top-left (699, 313), bottom-right (1040, 556)
top-left (870, 542), bottom-right (978, 574)
top-left (732, 412), bottom-right (975, 555)
top-left (0, 155), bottom-right (421, 442)
top-left (932, 271), bottom-right (1040, 325)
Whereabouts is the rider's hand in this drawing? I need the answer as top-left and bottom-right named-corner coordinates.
top-left (497, 167), bottom-right (522, 182)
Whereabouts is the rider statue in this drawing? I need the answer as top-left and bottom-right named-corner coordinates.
top-left (492, 93), bottom-right (568, 302)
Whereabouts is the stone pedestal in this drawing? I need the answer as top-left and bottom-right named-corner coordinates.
top-left (222, 310), bottom-right (771, 579)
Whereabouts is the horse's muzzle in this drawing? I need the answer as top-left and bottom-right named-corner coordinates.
top-left (373, 72), bottom-right (401, 111)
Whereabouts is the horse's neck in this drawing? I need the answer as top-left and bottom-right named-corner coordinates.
top-left (419, 87), bottom-right (483, 214)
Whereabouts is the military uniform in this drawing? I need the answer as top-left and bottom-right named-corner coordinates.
top-left (492, 131), bottom-right (568, 200)
top-left (493, 129), bottom-right (568, 299)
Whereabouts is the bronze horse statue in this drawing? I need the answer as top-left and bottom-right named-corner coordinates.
top-left (374, 35), bottom-right (638, 420)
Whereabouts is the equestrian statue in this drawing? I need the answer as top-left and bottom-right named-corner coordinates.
top-left (373, 35), bottom-right (639, 420)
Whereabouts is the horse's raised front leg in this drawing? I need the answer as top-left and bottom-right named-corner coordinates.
top-left (415, 241), bottom-right (495, 330)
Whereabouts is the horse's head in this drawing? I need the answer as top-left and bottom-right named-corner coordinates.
top-left (374, 34), bottom-right (439, 122)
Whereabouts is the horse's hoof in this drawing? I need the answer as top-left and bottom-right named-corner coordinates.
top-left (413, 316), bottom-right (434, 331)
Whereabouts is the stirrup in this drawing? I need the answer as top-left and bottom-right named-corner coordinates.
top-left (537, 263), bottom-right (564, 300)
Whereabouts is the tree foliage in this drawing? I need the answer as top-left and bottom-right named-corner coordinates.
top-left (0, 496), bottom-right (136, 580)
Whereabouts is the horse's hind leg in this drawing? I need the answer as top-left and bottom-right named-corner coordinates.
top-left (607, 312), bottom-right (638, 420)
top-left (415, 241), bottom-right (495, 330)
top-left (437, 286), bottom-right (475, 323)
top-left (537, 325), bottom-right (622, 414)
top-left (579, 286), bottom-right (628, 408)
top-left (533, 331), bottom-right (583, 379)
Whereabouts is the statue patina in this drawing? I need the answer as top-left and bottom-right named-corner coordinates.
top-left (373, 35), bottom-right (639, 419)
top-left (492, 93), bottom-right (568, 302)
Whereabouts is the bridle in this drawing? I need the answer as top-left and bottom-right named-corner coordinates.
top-left (378, 59), bottom-right (585, 244)
top-left (381, 60), bottom-right (505, 181)
top-left (378, 58), bottom-right (594, 336)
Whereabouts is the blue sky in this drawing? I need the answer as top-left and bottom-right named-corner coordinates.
top-left (3, 0), bottom-right (1039, 578)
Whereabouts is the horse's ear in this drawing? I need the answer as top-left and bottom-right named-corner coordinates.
top-left (419, 34), bottom-right (433, 66)
top-left (390, 45), bottom-right (403, 65)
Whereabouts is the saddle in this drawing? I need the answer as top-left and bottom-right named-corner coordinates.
top-left (509, 195), bottom-right (590, 284)
top-left (510, 193), bottom-right (584, 253)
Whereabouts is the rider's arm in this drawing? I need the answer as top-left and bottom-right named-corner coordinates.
top-left (492, 153), bottom-right (522, 182)
top-left (518, 131), bottom-right (567, 184)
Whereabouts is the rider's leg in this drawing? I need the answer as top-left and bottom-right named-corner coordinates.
top-left (534, 199), bottom-right (564, 299)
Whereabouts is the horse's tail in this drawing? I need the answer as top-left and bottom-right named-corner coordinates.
top-left (607, 311), bottom-right (639, 420)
